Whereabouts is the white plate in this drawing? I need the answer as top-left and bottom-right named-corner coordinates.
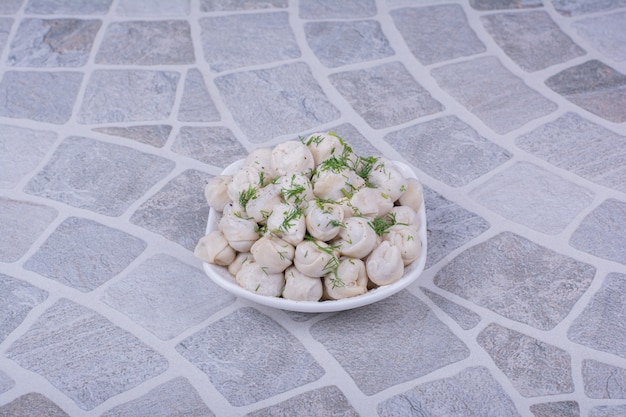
top-left (202, 159), bottom-right (427, 313)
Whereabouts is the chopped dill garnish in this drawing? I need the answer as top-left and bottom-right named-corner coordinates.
top-left (281, 182), bottom-right (306, 206)
top-left (329, 271), bottom-right (345, 289)
top-left (355, 155), bottom-right (379, 180)
top-left (327, 219), bottom-right (345, 228)
top-left (239, 186), bottom-right (257, 209)
top-left (278, 206), bottom-right (303, 233)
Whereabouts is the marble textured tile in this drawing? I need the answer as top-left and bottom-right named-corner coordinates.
top-left (0, 370), bottom-right (14, 394)
top-left (378, 367), bottom-right (520, 416)
top-left (93, 125), bottom-right (172, 148)
top-left (478, 323), bottom-right (574, 396)
top-left (567, 273), bottom-right (626, 359)
top-left (246, 386), bottom-right (359, 417)
top-left (25, 136), bottom-right (175, 216)
top-left (102, 254), bottom-right (235, 340)
top-left (77, 70), bottom-right (179, 123)
top-left (5, 299), bottom-right (168, 410)
top-left (172, 126), bottom-right (248, 168)
top-left (310, 291), bottom-right (469, 395)
top-left (432, 57), bottom-right (557, 134)
top-left (582, 360), bottom-right (626, 399)
top-left (590, 405), bottom-right (626, 417)
top-left (199, 0), bottom-right (287, 12)
top-left (330, 62), bottom-right (443, 129)
top-left (178, 68), bottom-right (220, 122)
top-left (214, 63), bottom-right (339, 144)
top-left (25, 0), bottom-right (112, 14)
top-left (384, 116), bottom-right (511, 187)
top-left (305, 20), bottom-right (394, 68)
top-left (545, 60), bottom-right (626, 123)
top-left (299, 0), bottom-right (376, 19)
top-left (481, 11), bottom-right (585, 72)
top-left (570, 199), bottom-right (626, 265)
top-left (176, 307), bottom-right (324, 406)
top-left (470, 0), bottom-right (542, 10)
top-left (435, 232), bottom-right (596, 330)
top-left (130, 169), bottom-right (212, 251)
top-left (8, 18), bottom-right (101, 67)
top-left (100, 377), bottom-right (214, 417)
top-left (0, 273), bottom-right (48, 343)
top-left (391, 5), bottom-right (486, 65)
top-left (423, 186), bottom-right (491, 268)
top-left (552, 0), bottom-right (626, 17)
top-left (0, 124), bottom-right (57, 189)
top-left (530, 401), bottom-right (580, 417)
top-left (0, 71), bottom-right (82, 124)
top-left (469, 161), bottom-right (594, 234)
top-left (0, 198), bottom-right (57, 263)
top-left (516, 112), bottom-right (626, 193)
top-left (96, 20), bottom-right (194, 65)
top-left (116, 0), bottom-right (190, 16)
top-left (0, 393), bottom-right (69, 417)
top-left (573, 12), bottom-right (626, 62)
top-left (199, 12), bottom-right (299, 72)
top-left (421, 287), bottom-right (482, 330)
top-left (24, 217), bottom-right (147, 292)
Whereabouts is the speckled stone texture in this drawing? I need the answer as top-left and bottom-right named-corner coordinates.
top-left (172, 126), bottom-right (248, 168)
top-left (93, 125), bottom-right (172, 148)
top-left (530, 401), bottom-right (580, 417)
top-left (246, 386), bottom-right (359, 417)
top-left (573, 12), bottom-right (626, 62)
top-left (0, 371), bottom-right (14, 394)
top-left (0, 273), bottom-right (48, 343)
top-left (583, 360), bottom-right (626, 399)
top-left (178, 68), bottom-right (220, 122)
top-left (421, 287), bottom-right (481, 330)
top-left (0, 393), bottom-right (70, 417)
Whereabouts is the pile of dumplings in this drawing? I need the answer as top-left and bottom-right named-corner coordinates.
top-left (195, 132), bottom-right (424, 302)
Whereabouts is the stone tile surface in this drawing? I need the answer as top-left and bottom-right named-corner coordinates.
top-left (0, 273), bottom-right (48, 343)
top-left (0, 18), bottom-right (11, 53)
top-left (246, 386), bottom-right (359, 417)
top-left (470, 0), bottom-right (542, 10)
top-left (0, 0), bottom-right (22, 14)
top-left (552, 0), bottom-right (626, 16)
top-left (116, 0), bottom-right (190, 17)
top-left (421, 287), bottom-right (482, 330)
top-left (530, 401), bottom-right (580, 417)
top-left (590, 405), bottom-right (626, 417)
top-left (582, 360), bottom-right (626, 399)
top-left (0, 125), bottom-right (56, 189)
top-left (172, 126), bottom-right (247, 168)
top-left (25, 0), bottom-right (112, 14)
top-left (199, 0), bottom-right (287, 12)
top-left (573, 12), bottom-right (626, 62)
top-left (93, 125), bottom-right (172, 148)
top-left (299, 0), bottom-right (376, 19)
top-left (178, 68), bottom-right (220, 122)
top-left (0, 393), bottom-right (70, 417)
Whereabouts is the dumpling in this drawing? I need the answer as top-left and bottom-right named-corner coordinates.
top-left (194, 230), bottom-right (236, 266)
top-left (271, 140), bottom-right (315, 176)
top-left (333, 216), bottom-right (378, 258)
top-left (250, 235), bottom-right (294, 274)
top-left (323, 257), bottom-right (368, 300)
top-left (398, 177), bottom-right (423, 212)
top-left (227, 165), bottom-right (262, 207)
top-left (366, 241), bottom-right (404, 286)
top-left (282, 266), bottom-right (323, 301)
top-left (383, 225), bottom-right (422, 266)
top-left (312, 167), bottom-right (364, 201)
top-left (302, 132), bottom-right (343, 166)
top-left (236, 261), bottom-right (285, 297)
top-left (276, 173), bottom-right (315, 208)
top-left (245, 183), bottom-right (282, 224)
top-left (228, 252), bottom-right (252, 276)
top-left (218, 212), bottom-right (260, 252)
top-left (266, 203), bottom-right (306, 246)
top-left (204, 175), bottom-right (232, 212)
top-left (349, 187), bottom-right (393, 218)
top-left (294, 240), bottom-right (340, 278)
top-left (367, 158), bottom-right (408, 202)
top-left (305, 200), bottom-right (344, 241)
top-left (244, 147), bottom-right (275, 179)
top-left (390, 206), bottom-right (420, 230)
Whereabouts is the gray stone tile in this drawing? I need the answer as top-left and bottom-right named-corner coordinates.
top-left (590, 405), bottom-right (626, 417)
top-left (5, 299), bottom-right (168, 410)
top-left (102, 254), bottom-right (235, 340)
top-left (330, 62), bottom-right (443, 129)
top-left (0, 18), bottom-right (12, 53)
top-left (25, 0), bottom-right (112, 14)
top-left (378, 366), bottom-right (520, 417)
top-left (0, 198), bottom-right (57, 263)
top-left (0, 0), bottom-right (22, 14)
top-left (545, 60), bottom-right (626, 123)
top-left (573, 12), bottom-right (626, 62)
top-left (432, 56), bottom-right (557, 133)
top-left (470, 0), bottom-right (542, 10)
top-left (100, 377), bottom-right (214, 417)
top-left (116, 0), bottom-right (190, 16)
top-left (96, 20), bottom-right (194, 65)
top-left (0, 273), bottom-right (48, 343)
top-left (77, 70), bottom-right (179, 123)
top-left (530, 401), bottom-right (580, 417)
top-left (328, 123), bottom-right (382, 157)
top-left (0, 124), bottom-right (57, 189)
top-left (305, 20), bottom-right (394, 68)
top-left (421, 287), bottom-right (481, 330)
top-left (582, 360), bottom-right (626, 399)
top-left (0, 393), bottom-right (69, 417)
top-left (391, 5), bottom-right (486, 65)
top-left (0, 370), bottom-right (14, 394)
top-left (310, 291), bottom-right (469, 395)
top-left (24, 217), bottom-right (146, 292)
top-left (552, 0), bottom-right (626, 17)
top-left (8, 18), bottom-right (101, 67)
top-left (481, 11), bottom-right (585, 72)
top-left (0, 71), bottom-right (82, 124)
top-left (93, 125), bottom-right (172, 148)
top-left (200, 12), bottom-right (299, 72)
top-left (178, 68), bottom-right (220, 122)
top-left (215, 63), bottom-right (339, 144)
top-left (516, 112), bottom-right (626, 194)
top-left (422, 186), bottom-right (490, 268)
top-left (478, 323), bottom-right (574, 397)
top-left (434, 232), bottom-right (596, 330)
top-left (245, 386), bottom-right (359, 417)
top-left (172, 126), bottom-right (248, 169)
top-left (385, 116), bottom-right (511, 187)
top-left (200, 0), bottom-right (287, 11)
top-left (570, 199), bottom-right (626, 265)
top-left (299, 0), bottom-right (376, 19)
top-left (25, 136), bottom-right (175, 216)
top-left (130, 170), bottom-right (212, 251)
top-left (469, 162), bottom-right (594, 234)
top-left (568, 273), bottom-right (626, 359)
top-left (176, 307), bottom-right (324, 406)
